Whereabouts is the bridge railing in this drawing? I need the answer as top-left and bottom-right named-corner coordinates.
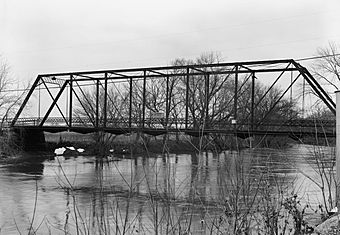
top-left (8, 117), bottom-right (336, 135)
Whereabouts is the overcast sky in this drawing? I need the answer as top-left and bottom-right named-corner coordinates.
top-left (1, 0), bottom-right (340, 84)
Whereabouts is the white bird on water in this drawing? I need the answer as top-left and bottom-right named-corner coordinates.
top-left (54, 146), bottom-right (84, 155)
top-left (54, 147), bottom-right (66, 155)
top-left (77, 148), bottom-right (85, 153)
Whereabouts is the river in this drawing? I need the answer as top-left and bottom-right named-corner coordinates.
top-left (0, 144), bottom-right (335, 234)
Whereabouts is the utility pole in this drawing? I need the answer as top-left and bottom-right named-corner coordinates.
top-left (336, 91), bottom-right (340, 207)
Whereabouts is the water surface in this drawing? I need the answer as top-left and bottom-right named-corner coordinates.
top-left (0, 144), bottom-right (334, 234)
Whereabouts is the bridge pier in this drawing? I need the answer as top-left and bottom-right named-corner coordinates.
top-left (11, 128), bottom-right (46, 151)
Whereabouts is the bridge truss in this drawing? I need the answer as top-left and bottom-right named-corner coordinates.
top-left (11, 59), bottom-right (336, 138)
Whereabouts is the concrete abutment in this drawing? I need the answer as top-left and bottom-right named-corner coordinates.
top-left (10, 128), bottom-right (46, 151)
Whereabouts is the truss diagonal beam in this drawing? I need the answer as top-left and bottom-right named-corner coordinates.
top-left (72, 88), bottom-right (96, 127)
top-left (292, 61), bottom-right (335, 114)
top-left (74, 80), bottom-right (96, 116)
top-left (11, 76), bottom-right (41, 127)
top-left (255, 73), bottom-right (301, 128)
top-left (41, 79), bottom-right (68, 125)
top-left (39, 81), bottom-right (68, 126)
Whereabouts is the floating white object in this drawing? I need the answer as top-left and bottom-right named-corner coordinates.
top-left (66, 146), bottom-right (76, 151)
top-left (54, 147), bottom-right (66, 155)
top-left (109, 149), bottom-right (114, 153)
top-left (330, 207), bottom-right (338, 213)
top-left (77, 148), bottom-right (85, 153)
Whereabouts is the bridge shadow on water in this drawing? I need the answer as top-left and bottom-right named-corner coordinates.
top-left (4, 152), bottom-right (47, 176)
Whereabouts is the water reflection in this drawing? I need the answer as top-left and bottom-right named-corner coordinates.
top-left (0, 144), bottom-right (335, 234)
top-left (4, 152), bottom-right (45, 176)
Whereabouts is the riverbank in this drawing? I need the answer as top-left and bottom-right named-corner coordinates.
top-left (45, 132), bottom-right (198, 156)
top-left (44, 131), bottom-right (300, 156)
top-left (0, 131), bottom-right (295, 165)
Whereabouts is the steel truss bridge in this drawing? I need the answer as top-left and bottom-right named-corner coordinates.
top-left (10, 59), bottom-right (336, 139)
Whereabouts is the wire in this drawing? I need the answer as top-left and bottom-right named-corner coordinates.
top-left (0, 79), bottom-right (133, 93)
top-left (0, 87), bottom-right (31, 93)
top-left (296, 53), bottom-right (340, 62)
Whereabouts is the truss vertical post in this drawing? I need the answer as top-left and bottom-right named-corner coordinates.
top-left (336, 90), bottom-right (340, 208)
top-left (142, 70), bottom-right (146, 128)
top-left (234, 65), bottom-right (238, 124)
top-left (38, 85), bottom-right (41, 119)
top-left (290, 70), bottom-right (293, 104)
top-left (96, 78), bottom-right (100, 128)
top-left (66, 86), bottom-right (68, 117)
top-left (290, 70), bottom-right (293, 118)
top-left (205, 73), bottom-right (210, 128)
top-left (166, 75), bottom-right (169, 128)
top-left (302, 78), bottom-right (305, 118)
top-left (129, 77), bottom-right (132, 129)
top-left (185, 67), bottom-right (189, 129)
top-left (103, 73), bottom-right (108, 128)
top-left (69, 75), bottom-right (73, 128)
top-left (251, 73), bottom-right (255, 132)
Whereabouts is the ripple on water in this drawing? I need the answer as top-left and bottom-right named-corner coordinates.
top-left (0, 144), bottom-right (334, 234)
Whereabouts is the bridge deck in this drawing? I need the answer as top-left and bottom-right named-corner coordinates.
top-left (10, 117), bottom-right (336, 139)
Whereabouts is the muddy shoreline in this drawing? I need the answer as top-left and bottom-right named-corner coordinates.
top-left (43, 131), bottom-right (300, 155)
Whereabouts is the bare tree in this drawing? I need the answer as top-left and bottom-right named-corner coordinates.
top-left (73, 52), bottom-right (299, 151)
top-left (306, 42), bottom-right (340, 117)
top-left (0, 57), bottom-right (28, 155)
top-left (75, 86), bottom-right (129, 126)
top-left (172, 53), bottom-right (235, 130)
top-left (0, 58), bottom-right (26, 127)
top-left (312, 42), bottom-right (340, 90)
